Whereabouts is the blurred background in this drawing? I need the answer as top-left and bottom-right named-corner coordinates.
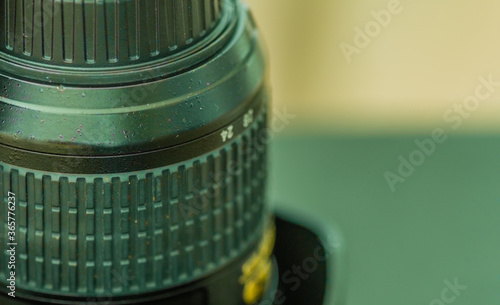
top-left (245, 1), bottom-right (500, 305)
top-left (247, 0), bottom-right (500, 134)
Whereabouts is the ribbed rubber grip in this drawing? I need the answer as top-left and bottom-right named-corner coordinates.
top-left (1, 0), bottom-right (223, 67)
top-left (0, 113), bottom-right (268, 297)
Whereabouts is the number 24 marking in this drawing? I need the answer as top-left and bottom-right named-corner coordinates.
top-left (220, 109), bottom-right (254, 143)
top-left (220, 125), bottom-right (234, 143)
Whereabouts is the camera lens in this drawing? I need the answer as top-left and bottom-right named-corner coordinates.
top-left (0, 0), bottom-right (273, 304)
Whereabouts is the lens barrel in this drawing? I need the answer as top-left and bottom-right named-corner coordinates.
top-left (0, 0), bottom-right (273, 304)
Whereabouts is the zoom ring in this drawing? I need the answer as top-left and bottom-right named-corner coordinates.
top-left (0, 111), bottom-right (268, 297)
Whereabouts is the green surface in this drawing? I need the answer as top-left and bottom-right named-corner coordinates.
top-left (269, 134), bottom-right (500, 305)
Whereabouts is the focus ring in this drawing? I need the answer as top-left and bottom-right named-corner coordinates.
top-left (0, 111), bottom-right (268, 297)
top-left (1, 0), bottom-right (223, 67)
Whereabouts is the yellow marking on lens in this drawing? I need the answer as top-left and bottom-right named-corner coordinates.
top-left (240, 224), bottom-right (276, 304)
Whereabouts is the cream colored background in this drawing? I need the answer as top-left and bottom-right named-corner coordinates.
top-left (246, 0), bottom-right (500, 134)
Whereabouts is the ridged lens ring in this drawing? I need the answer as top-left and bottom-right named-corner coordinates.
top-left (0, 0), bottom-right (273, 304)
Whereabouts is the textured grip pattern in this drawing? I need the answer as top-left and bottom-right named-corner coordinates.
top-left (1, 0), bottom-right (223, 67)
top-left (0, 113), bottom-right (267, 297)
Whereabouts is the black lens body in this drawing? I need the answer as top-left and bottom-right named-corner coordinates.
top-left (0, 0), bottom-right (277, 304)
